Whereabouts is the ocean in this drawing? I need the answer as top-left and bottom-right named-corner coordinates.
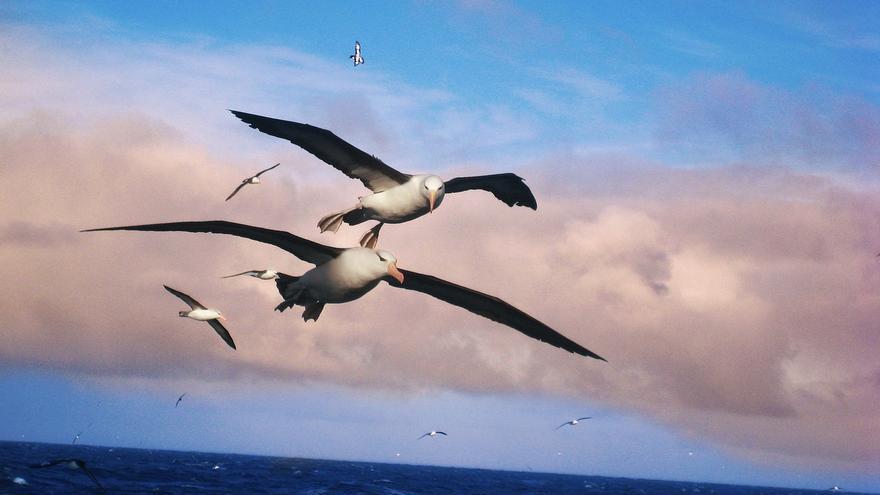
top-left (0, 441), bottom-right (861, 495)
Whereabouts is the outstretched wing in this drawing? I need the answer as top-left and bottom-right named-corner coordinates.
top-left (444, 173), bottom-right (537, 209)
top-left (208, 319), bottom-right (237, 350)
top-left (77, 463), bottom-right (104, 491)
top-left (576, 417), bottom-right (592, 422)
top-left (230, 110), bottom-right (410, 192)
top-left (254, 162), bottom-right (281, 178)
top-left (387, 270), bottom-right (605, 361)
top-left (435, 431), bottom-right (447, 436)
top-left (555, 422), bottom-right (570, 430)
top-left (417, 433), bottom-right (429, 440)
top-left (83, 221), bottom-right (343, 266)
top-left (163, 285), bottom-right (205, 310)
top-left (222, 270), bottom-right (260, 278)
top-left (225, 182), bottom-right (248, 201)
top-left (29, 459), bottom-right (77, 469)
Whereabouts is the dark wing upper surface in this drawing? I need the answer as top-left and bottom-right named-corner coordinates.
top-left (83, 221), bottom-right (343, 266)
top-left (387, 270), bottom-right (605, 361)
top-left (254, 162), bottom-right (281, 178)
top-left (208, 319), bottom-right (237, 350)
top-left (225, 182), bottom-right (248, 201)
top-left (230, 110), bottom-right (410, 192)
top-left (444, 173), bottom-right (537, 209)
top-left (163, 285), bottom-right (205, 310)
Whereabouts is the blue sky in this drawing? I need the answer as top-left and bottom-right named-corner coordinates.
top-left (1, 1), bottom-right (879, 492)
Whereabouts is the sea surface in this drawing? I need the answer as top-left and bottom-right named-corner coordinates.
top-left (0, 441), bottom-right (863, 495)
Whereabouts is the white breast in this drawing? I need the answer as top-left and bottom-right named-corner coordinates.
top-left (187, 309), bottom-right (220, 321)
top-left (299, 249), bottom-right (385, 303)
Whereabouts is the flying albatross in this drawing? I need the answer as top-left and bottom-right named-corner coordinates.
top-left (229, 110), bottom-right (537, 248)
top-left (225, 162), bottom-right (280, 201)
top-left (222, 269), bottom-right (279, 280)
top-left (350, 40), bottom-right (364, 66)
top-left (163, 285), bottom-right (236, 350)
top-left (83, 221), bottom-right (605, 361)
top-left (555, 417), bottom-right (591, 430)
top-left (418, 431), bottom-right (447, 439)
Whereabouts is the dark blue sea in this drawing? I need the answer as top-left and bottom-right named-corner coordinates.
top-left (0, 441), bottom-right (864, 495)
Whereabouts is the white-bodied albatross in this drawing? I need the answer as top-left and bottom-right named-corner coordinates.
top-left (418, 431), bottom-right (447, 439)
top-left (229, 110), bottom-right (537, 248)
top-left (350, 40), bottom-right (364, 66)
top-left (225, 162), bottom-right (280, 201)
top-left (84, 221), bottom-right (604, 361)
top-left (555, 417), bottom-right (591, 430)
top-left (163, 285), bottom-right (236, 350)
top-left (222, 269), bottom-right (279, 280)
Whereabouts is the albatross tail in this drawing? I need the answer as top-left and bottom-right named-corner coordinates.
top-left (317, 205), bottom-right (361, 233)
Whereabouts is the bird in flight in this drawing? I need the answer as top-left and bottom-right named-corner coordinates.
top-left (229, 110), bottom-right (537, 248)
top-left (350, 41), bottom-right (364, 66)
top-left (225, 163), bottom-right (280, 201)
top-left (175, 393), bottom-right (186, 408)
top-left (418, 431), bottom-right (447, 439)
top-left (72, 431), bottom-right (83, 445)
top-left (222, 269), bottom-right (279, 280)
top-left (29, 459), bottom-right (104, 491)
top-left (555, 417), bottom-right (591, 430)
top-left (163, 285), bottom-right (236, 350)
top-left (84, 221), bottom-right (605, 360)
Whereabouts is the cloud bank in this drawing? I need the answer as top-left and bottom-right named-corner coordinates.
top-left (1, 23), bottom-right (879, 474)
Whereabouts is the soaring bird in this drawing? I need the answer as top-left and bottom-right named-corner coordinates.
top-left (222, 269), bottom-right (279, 280)
top-left (72, 431), bottom-right (83, 445)
top-left (555, 417), bottom-right (591, 430)
top-left (229, 110), bottom-right (537, 248)
top-left (84, 221), bottom-right (605, 361)
top-left (163, 285), bottom-right (236, 350)
top-left (225, 162), bottom-right (280, 201)
top-left (350, 40), bottom-right (364, 66)
top-left (418, 431), bottom-right (447, 439)
top-left (29, 459), bottom-right (104, 491)
top-left (175, 393), bottom-right (186, 408)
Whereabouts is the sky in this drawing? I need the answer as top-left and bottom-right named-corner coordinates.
top-left (1, 0), bottom-right (879, 492)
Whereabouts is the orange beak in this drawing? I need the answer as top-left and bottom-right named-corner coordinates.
top-left (429, 190), bottom-right (436, 213)
top-left (387, 262), bottom-right (405, 284)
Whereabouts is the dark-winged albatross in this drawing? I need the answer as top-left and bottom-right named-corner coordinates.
top-left (163, 285), bottom-right (236, 350)
top-left (29, 459), bottom-right (104, 491)
top-left (418, 431), bottom-right (447, 439)
top-left (84, 221), bottom-right (605, 361)
top-left (225, 162), bottom-right (280, 201)
top-left (222, 269), bottom-right (279, 280)
top-left (350, 40), bottom-right (364, 66)
top-left (555, 417), bottom-right (591, 430)
top-left (175, 393), bottom-right (186, 408)
top-left (229, 110), bottom-right (537, 248)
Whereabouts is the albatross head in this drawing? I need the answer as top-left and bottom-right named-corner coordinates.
top-left (376, 249), bottom-right (404, 284)
top-left (422, 176), bottom-right (445, 213)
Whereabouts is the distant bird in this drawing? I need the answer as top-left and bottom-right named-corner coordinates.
top-left (350, 40), bottom-right (364, 66)
top-left (222, 269), bottom-right (279, 280)
top-left (555, 417), bottom-right (591, 430)
top-left (229, 110), bottom-right (537, 248)
top-left (175, 393), bottom-right (186, 408)
top-left (84, 221), bottom-right (605, 360)
top-left (225, 162), bottom-right (280, 201)
top-left (29, 459), bottom-right (104, 491)
top-left (72, 431), bottom-right (83, 445)
top-left (418, 431), bottom-right (447, 439)
top-left (163, 285), bottom-right (236, 350)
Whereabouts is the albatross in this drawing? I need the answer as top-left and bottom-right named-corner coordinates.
top-left (418, 431), bottom-right (447, 439)
top-left (163, 285), bottom-right (236, 350)
top-left (221, 269), bottom-right (279, 280)
top-left (555, 417), bottom-right (591, 430)
top-left (229, 110), bottom-right (537, 248)
top-left (83, 221), bottom-right (605, 361)
top-left (350, 40), bottom-right (364, 66)
top-left (29, 459), bottom-right (104, 491)
top-left (225, 162), bottom-right (280, 201)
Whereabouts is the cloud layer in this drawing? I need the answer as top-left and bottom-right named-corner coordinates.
top-left (2, 23), bottom-right (879, 474)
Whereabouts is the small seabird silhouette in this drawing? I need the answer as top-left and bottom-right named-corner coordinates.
top-left (222, 269), bottom-right (279, 280)
top-left (29, 459), bottom-right (104, 491)
top-left (164, 285), bottom-right (236, 350)
top-left (225, 163), bottom-right (280, 201)
top-left (72, 431), bottom-right (83, 444)
top-left (229, 110), bottom-right (537, 248)
top-left (555, 417), bottom-right (591, 430)
top-left (418, 431), bottom-right (447, 439)
top-left (175, 393), bottom-right (186, 408)
top-left (350, 41), bottom-right (364, 66)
